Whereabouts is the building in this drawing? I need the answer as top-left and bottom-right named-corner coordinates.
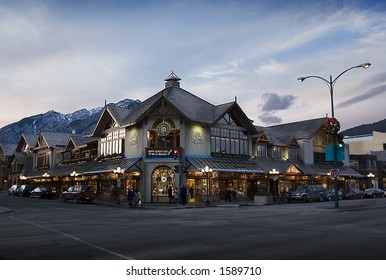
top-left (344, 131), bottom-right (386, 188)
top-left (0, 142), bottom-right (17, 190)
top-left (2, 72), bottom-right (364, 201)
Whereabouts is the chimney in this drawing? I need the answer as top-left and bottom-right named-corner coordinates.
top-left (164, 70), bottom-right (181, 88)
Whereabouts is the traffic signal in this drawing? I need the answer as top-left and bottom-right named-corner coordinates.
top-left (336, 133), bottom-right (344, 146)
top-left (173, 149), bottom-right (179, 160)
top-left (174, 164), bottom-right (181, 174)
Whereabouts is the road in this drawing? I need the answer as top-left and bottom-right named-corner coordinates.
top-left (1, 191), bottom-right (386, 260)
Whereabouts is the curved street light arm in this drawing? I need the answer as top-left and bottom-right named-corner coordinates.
top-left (298, 75), bottom-right (331, 88)
top-left (298, 62), bottom-right (371, 90)
top-left (331, 63), bottom-right (371, 88)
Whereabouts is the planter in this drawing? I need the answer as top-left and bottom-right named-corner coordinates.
top-left (254, 194), bottom-right (273, 205)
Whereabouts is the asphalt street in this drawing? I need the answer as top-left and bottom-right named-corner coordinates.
top-left (1, 191), bottom-right (386, 260)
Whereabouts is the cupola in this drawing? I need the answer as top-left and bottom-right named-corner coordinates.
top-left (164, 70), bottom-right (181, 88)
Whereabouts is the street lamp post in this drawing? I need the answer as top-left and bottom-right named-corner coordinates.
top-left (201, 166), bottom-right (213, 206)
top-left (70, 171), bottom-right (78, 186)
top-left (269, 168), bottom-right (279, 201)
top-left (367, 172), bottom-right (375, 188)
top-left (114, 167), bottom-right (125, 205)
top-left (298, 62), bottom-right (371, 208)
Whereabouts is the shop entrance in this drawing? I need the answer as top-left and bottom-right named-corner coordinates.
top-left (151, 166), bottom-right (176, 203)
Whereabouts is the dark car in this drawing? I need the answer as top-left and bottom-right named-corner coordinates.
top-left (8, 185), bottom-right (21, 196)
top-left (326, 189), bottom-right (342, 201)
top-left (343, 188), bottom-right (364, 200)
top-left (287, 185), bottom-right (327, 203)
top-left (363, 188), bottom-right (385, 198)
top-left (17, 185), bottom-right (34, 197)
top-left (30, 187), bottom-right (52, 199)
top-left (62, 186), bottom-right (95, 203)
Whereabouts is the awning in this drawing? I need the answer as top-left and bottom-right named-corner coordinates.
top-left (309, 165), bottom-right (364, 178)
top-left (253, 159), bottom-right (319, 175)
top-left (186, 155), bottom-right (265, 173)
top-left (25, 156), bottom-right (142, 178)
top-left (83, 156), bottom-right (142, 175)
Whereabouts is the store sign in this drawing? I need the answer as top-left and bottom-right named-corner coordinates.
top-left (146, 148), bottom-right (174, 158)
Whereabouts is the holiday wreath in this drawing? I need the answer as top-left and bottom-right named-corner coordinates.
top-left (323, 117), bottom-right (340, 135)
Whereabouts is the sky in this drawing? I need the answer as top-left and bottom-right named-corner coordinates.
top-left (1, 0), bottom-right (386, 131)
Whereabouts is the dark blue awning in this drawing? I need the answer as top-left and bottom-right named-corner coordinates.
top-left (25, 156), bottom-right (142, 178)
top-left (186, 155), bottom-right (265, 173)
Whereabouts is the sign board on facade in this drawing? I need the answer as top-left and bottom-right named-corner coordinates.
top-left (330, 169), bottom-right (340, 179)
top-left (146, 148), bottom-right (181, 158)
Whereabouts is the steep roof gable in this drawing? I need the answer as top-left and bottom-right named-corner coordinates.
top-left (35, 132), bottom-right (73, 149)
top-left (263, 117), bottom-right (325, 142)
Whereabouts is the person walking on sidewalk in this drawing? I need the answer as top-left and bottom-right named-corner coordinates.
top-left (134, 189), bottom-right (143, 208)
top-left (127, 188), bottom-right (134, 208)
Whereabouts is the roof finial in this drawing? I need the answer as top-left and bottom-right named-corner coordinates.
top-left (164, 70), bottom-right (181, 88)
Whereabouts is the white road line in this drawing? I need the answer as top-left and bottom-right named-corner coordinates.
top-left (8, 215), bottom-right (135, 260)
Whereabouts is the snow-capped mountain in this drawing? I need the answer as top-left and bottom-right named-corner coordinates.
top-left (0, 99), bottom-right (141, 144)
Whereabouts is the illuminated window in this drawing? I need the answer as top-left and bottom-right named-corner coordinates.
top-left (210, 127), bottom-right (249, 156)
top-left (100, 129), bottom-right (125, 156)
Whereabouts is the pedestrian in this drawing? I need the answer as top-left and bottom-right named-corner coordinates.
top-left (180, 185), bottom-right (188, 206)
top-left (231, 188), bottom-right (237, 203)
top-left (134, 189), bottom-right (143, 208)
top-left (226, 187), bottom-right (231, 202)
top-left (168, 186), bottom-right (174, 204)
top-left (127, 188), bottom-right (134, 208)
top-left (174, 186), bottom-right (180, 205)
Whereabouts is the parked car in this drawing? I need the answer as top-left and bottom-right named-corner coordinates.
top-left (8, 185), bottom-right (21, 196)
top-left (287, 185), bottom-right (326, 202)
top-left (363, 188), bottom-right (385, 198)
top-left (62, 186), bottom-right (95, 203)
top-left (343, 188), bottom-right (364, 200)
top-left (30, 187), bottom-right (52, 199)
top-left (16, 185), bottom-right (34, 197)
top-left (326, 189), bottom-right (342, 201)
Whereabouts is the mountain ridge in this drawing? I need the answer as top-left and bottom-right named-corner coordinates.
top-left (0, 99), bottom-right (141, 144)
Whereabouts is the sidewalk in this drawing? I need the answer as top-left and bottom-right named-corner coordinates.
top-left (92, 198), bottom-right (249, 209)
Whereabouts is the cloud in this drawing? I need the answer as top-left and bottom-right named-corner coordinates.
top-left (259, 92), bottom-right (297, 111)
top-left (258, 113), bottom-right (282, 125)
top-left (336, 84), bottom-right (386, 109)
top-left (255, 59), bottom-right (287, 74)
top-left (193, 61), bottom-right (244, 79)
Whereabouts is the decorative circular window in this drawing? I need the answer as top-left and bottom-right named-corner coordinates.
top-left (157, 122), bottom-right (171, 136)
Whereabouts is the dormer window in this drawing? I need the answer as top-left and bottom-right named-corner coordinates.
top-left (272, 146), bottom-right (282, 159)
top-left (257, 144), bottom-right (267, 158)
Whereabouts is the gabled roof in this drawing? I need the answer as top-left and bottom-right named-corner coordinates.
top-left (256, 118), bottom-right (325, 144)
top-left (67, 135), bottom-right (98, 147)
top-left (92, 75), bottom-right (257, 134)
top-left (35, 132), bottom-right (74, 149)
top-left (15, 134), bottom-right (39, 152)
